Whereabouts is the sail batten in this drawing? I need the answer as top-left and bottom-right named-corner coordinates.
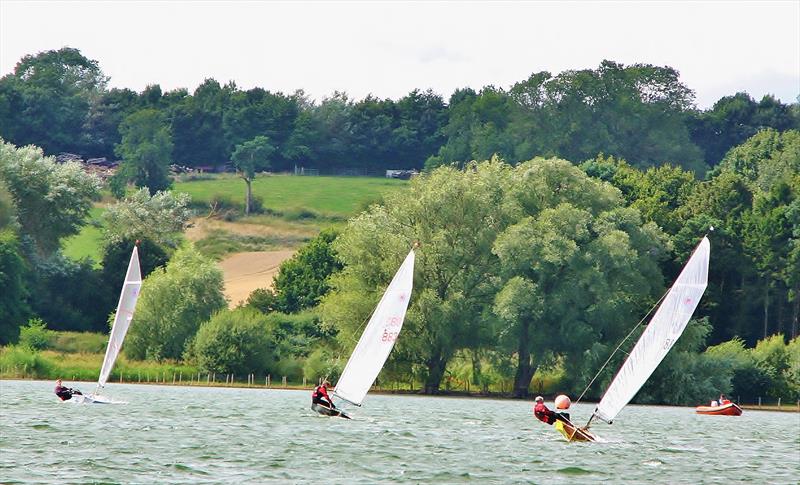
top-left (333, 249), bottom-right (415, 407)
top-left (591, 237), bottom-right (710, 425)
top-left (96, 246), bottom-right (142, 390)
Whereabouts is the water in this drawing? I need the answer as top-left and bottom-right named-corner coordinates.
top-left (1, 380), bottom-right (798, 484)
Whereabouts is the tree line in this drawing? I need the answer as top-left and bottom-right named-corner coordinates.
top-left (1, 48), bottom-right (797, 179)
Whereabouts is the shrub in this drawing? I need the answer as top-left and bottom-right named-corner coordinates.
top-left (193, 308), bottom-right (274, 375)
top-left (18, 318), bottom-right (53, 351)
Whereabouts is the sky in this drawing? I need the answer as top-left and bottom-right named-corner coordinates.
top-left (1, 1), bottom-right (798, 109)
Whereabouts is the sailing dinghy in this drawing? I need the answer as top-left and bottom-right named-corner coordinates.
top-left (313, 248), bottom-right (416, 418)
top-left (78, 245), bottom-right (143, 404)
top-left (558, 236), bottom-right (710, 441)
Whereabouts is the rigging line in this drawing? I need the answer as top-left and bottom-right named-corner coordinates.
top-left (574, 287), bottom-right (670, 406)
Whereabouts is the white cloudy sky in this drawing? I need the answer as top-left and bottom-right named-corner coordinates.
top-left (1, 1), bottom-right (798, 108)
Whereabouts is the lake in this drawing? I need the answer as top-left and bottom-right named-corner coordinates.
top-left (1, 380), bottom-right (798, 484)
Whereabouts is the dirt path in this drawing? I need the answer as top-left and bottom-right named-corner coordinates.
top-left (219, 250), bottom-right (295, 307)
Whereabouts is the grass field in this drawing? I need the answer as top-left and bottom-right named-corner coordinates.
top-left (61, 206), bottom-right (105, 264)
top-left (175, 173), bottom-right (407, 218)
top-left (61, 175), bottom-right (409, 261)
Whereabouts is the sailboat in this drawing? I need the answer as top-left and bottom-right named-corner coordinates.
top-left (555, 236), bottom-right (710, 441)
top-left (78, 245), bottom-right (143, 404)
top-left (312, 247), bottom-right (416, 418)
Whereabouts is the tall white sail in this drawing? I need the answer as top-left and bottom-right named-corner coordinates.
top-left (592, 237), bottom-right (710, 424)
top-left (334, 249), bottom-right (415, 406)
top-left (96, 246), bottom-right (142, 390)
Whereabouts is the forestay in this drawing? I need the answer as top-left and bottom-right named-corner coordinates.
top-left (591, 237), bottom-right (710, 424)
top-left (96, 246), bottom-right (142, 390)
top-left (334, 249), bottom-right (415, 406)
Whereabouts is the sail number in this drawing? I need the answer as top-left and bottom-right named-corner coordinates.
top-left (381, 329), bottom-right (399, 342)
top-left (386, 316), bottom-right (402, 327)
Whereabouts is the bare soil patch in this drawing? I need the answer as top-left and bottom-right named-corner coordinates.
top-left (219, 250), bottom-right (295, 308)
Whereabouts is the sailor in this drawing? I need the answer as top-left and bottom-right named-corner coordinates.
top-left (533, 396), bottom-right (559, 425)
top-left (54, 378), bottom-right (82, 401)
top-left (312, 380), bottom-right (335, 409)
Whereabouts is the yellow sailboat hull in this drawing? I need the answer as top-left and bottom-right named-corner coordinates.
top-left (554, 420), bottom-right (597, 442)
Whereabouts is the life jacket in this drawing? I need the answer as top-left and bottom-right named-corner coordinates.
top-left (534, 402), bottom-right (554, 424)
top-left (312, 385), bottom-right (329, 400)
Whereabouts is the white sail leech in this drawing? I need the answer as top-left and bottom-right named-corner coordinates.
top-left (95, 246), bottom-right (142, 393)
top-left (591, 237), bottom-right (710, 425)
top-left (333, 249), bottom-right (415, 407)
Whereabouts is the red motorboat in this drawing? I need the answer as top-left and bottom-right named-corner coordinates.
top-left (696, 400), bottom-right (743, 416)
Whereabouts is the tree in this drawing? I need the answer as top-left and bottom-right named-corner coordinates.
top-left (690, 93), bottom-right (798, 167)
top-left (248, 228), bottom-right (342, 314)
top-left (0, 140), bottom-right (101, 254)
top-left (493, 158), bottom-right (668, 397)
top-left (102, 188), bottom-right (192, 248)
top-left (125, 245), bottom-right (226, 361)
top-left (171, 79), bottom-right (229, 167)
top-left (231, 136), bottom-right (274, 214)
top-left (321, 159), bottom-right (514, 393)
top-left (114, 109), bottom-right (173, 196)
top-left (0, 229), bottom-right (29, 343)
top-left (192, 308), bottom-right (275, 375)
top-left (0, 47), bottom-right (107, 155)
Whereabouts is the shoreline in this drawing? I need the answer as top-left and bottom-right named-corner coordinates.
top-left (4, 377), bottom-right (797, 412)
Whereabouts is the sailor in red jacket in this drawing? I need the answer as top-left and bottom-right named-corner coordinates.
top-left (533, 395), bottom-right (558, 425)
top-left (311, 380), bottom-right (336, 409)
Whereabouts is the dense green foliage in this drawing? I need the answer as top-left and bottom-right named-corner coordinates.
top-left (125, 245), bottom-right (226, 361)
top-left (2, 49), bottom-right (795, 177)
top-left (247, 228), bottom-right (342, 313)
top-left (112, 109), bottom-right (174, 195)
top-left (102, 188), bottom-right (192, 247)
top-left (0, 229), bottom-right (29, 342)
top-left (0, 140), bottom-right (101, 254)
top-left (192, 308), bottom-right (274, 375)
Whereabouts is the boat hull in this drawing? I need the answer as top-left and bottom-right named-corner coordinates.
top-left (554, 420), bottom-right (596, 442)
top-left (695, 403), bottom-right (742, 416)
top-left (311, 403), bottom-right (350, 419)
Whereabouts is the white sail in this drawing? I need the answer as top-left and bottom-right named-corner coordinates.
top-left (334, 249), bottom-right (415, 406)
top-left (96, 246), bottom-right (142, 390)
top-left (592, 237), bottom-right (710, 424)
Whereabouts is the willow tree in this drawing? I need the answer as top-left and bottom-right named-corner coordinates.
top-left (321, 159), bottom-right (514, 393)
top-left (493, 158), bottom-right (668, 398)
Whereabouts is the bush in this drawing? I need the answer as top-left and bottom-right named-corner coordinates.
top-left (125, 245), bottom-right (226, 361)
top-left (193, 308), bottom-right (274, 375)
top-left (18, 318), bottom-right (53, 351)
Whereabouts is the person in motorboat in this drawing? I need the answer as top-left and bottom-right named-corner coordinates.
top-left (312, 380), bottom-right (336, 409)
top-left (54, 378), bottom-right (82, 401)
top-left (719, 394), bottom-right (729, 405)
top-left (533, 396), bottom-right (569, 425)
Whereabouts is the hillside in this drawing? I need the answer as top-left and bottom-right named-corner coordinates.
top-left (62, 174), bottom-right (409, 304)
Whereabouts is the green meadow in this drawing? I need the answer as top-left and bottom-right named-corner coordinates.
top-left (61, 175), bottom-right (409, 261)
top-left (175, 174), bottom-right (408, 218)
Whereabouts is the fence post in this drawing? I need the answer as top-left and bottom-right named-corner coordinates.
top-left (179, 372), bottom-right (182, 383)
top-left (758, 397), bottom-right (761, 407)
top-left (777, 397), bottom-right (781, 408)
top-left (303, 377), bottom-right (307, 387)
top-left (282, 376), bottom-right (287, 387)
top-left (267, 374), bottom-right (271, 387)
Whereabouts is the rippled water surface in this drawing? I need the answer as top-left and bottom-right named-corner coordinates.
top-left (1, 380), bottom-right (798, 484)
